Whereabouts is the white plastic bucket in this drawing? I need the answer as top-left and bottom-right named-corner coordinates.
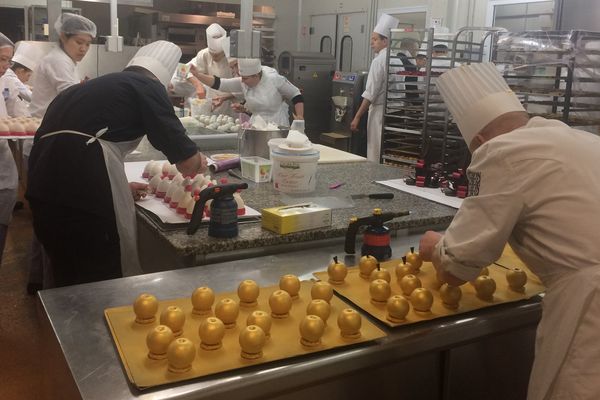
top-left (271, 149), bottom-right (320, 193)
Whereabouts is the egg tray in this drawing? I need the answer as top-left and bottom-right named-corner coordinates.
top-left (313, 246), bottom-right (545, 328)
top-left (104, 281), bottom-right (387, 389)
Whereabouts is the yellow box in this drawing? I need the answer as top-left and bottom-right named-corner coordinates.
top-left (261, 203), bottom-right (332, 234)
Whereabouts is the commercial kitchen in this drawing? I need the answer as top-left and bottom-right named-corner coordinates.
top-left (1, 0), bottom-right (599, 399)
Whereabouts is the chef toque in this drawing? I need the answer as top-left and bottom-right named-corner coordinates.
top-left (54, 13), bottom-right (97, 38)
top-left (238, 58), bottom-right (262, 76)
top-left (221, 36), bottom-right (231, 58)
top-left (436, 62), bottom-right (525, 145)
top-left (0, 32), bottom-right (14, 49)
top-left (206, 23), bottom-right (227, 53)
top-left (374, 13), bottom-right (399, 38)
top-left (12, 41), bottom-right (45, 70)
top-left (126, 40), bottom-right (182, 88)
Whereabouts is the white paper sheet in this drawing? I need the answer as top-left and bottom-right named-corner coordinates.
top-left (376, 178), bottom-right (464, 209)
top-left (124, 161), bottom-right (260, 224)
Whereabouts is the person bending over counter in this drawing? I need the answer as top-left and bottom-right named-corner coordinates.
top-left (419, 62), bottom-right (600, 400)
top-left (26, 41), bottom-right (208, 288)
top-left (190, 57), bottom-right (303, 128)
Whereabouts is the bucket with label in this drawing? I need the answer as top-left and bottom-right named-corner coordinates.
top-left (271, 134), bottom-right (319, 193)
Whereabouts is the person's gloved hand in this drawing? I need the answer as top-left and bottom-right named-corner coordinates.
top-left (129, 182), bottom-right (148, 201)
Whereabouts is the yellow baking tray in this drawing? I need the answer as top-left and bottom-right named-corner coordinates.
top-left (313, 246), bottom-right (545, 327)
top-left (105, 281), bottom-right (386, 389)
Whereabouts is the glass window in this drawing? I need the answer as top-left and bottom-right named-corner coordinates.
top-left (340, 35), bottom-right (353, 71)
top-left (320, 36), bottom-right (333, 55)
top-left (493, 1), bottom-right (555, 31)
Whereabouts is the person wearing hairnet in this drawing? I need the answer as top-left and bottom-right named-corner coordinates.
top-left (190, 58), bottom-right (303, 127)
top-left (350, 14), bottom-right (399, 162)
top-left (0, 41), bottom-right (44, 117)
top-left (29, 13), bottom-right (96, 119)
top-left (418, 63), bottom-right (600, 400)
top-left (0, 32), bottom-right (17, 266)
top-left (26, 41), bottom-right (208, 287)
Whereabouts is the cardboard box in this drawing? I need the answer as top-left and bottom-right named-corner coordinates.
top-left (261, 203), bottom-right (332, 234)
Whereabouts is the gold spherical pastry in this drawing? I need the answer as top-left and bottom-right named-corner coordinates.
top-left (337, 308), bottom-right (362, 339)
top-left (133, 293), bottom-right (159, 324)
top-left (160, 306), bottom-right (186, 337)
top-left (474, 275), bottom-right (496, 301)
top-left (410, 288), bottom-right (434, 313)
top-left (395, 263), bottom-right (414, 281)
top-left (400, 274), bottom-right (422, 297)
top-left (386, 295), bottom-right (410, 322)
top-left (239, 325), bottom-right (266, 359)
top-left (299, 315), bottom-right (325, 347)
top-left (237, 280), bottom-right (260, 307)
top-left (405, 248), bottom-right (423, 271)
top-left (310, 281), bottom-right (334, 303)
top-left (146, 325), bottom-right (175, 360)
top-left (506, 268), bottom-right (528, 291)
top-left (247, 310), bottom-right (272, 338)
top-left (369, 268), bottom-right (391, 283)
top-left (359, 255), bottom-right (378, 279)
top-left (215, 298), bottom-right (240, 328)
top-left (439, 284), bottom-right (462, 309)
top-left (269, 290), bottom-right (293, 319)
top-left (191, 287), bottom-right (215, 315)
top-left (279, 274), bottom-right (301, 300)
top-left (327, 257), bottom-right (348, 285)
top-left (198, 317), bottom-right (225, 350)
top-left (167, 337), bottom-right (196, 373)
top-left (369, 279), bottom-right (392, 305)
top-left (470, 267), bottom-right (490, 285)
top-left (306, 299), bottom-right (331, 324)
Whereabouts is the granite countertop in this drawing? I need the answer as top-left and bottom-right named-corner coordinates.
top-left (128, 146), bottom-right (457, 259)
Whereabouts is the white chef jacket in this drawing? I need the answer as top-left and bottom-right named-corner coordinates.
top-left (29, 46), bottom-right (79, 119)
top-left (0, 68), bottom-right (32, 117)
top-left (361, 49), bottom-right (403, 162)
top-left (433, 117), bottom-right (600, 400)
top-left (27, 46), bottom-right (80, 156)
top-left (0, 95), bottom-right (18, 223)
top-left (218, 66), bottom-right (300, 127)
top-left (194, 48), bottom-right (232, 99)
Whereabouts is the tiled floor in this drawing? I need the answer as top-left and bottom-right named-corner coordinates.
top-left (0, 200), bottom-right (43, 399)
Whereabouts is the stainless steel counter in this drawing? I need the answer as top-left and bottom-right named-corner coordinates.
top-left (38, 234), bottom-right (540, 400)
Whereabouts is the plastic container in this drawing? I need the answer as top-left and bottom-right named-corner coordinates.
top-left (271, 148), bottom-right (320, 193)
top-left (267, 138), bottom-right (286, 160)
top-left (240, 156), bottom-right (273, 182)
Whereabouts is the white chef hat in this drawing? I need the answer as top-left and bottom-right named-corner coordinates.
top-left (12, 41), bottom-right (44, 70)
top-left (0, 32), bottom-right (14, 49)
top-left (238, 58), bottom-right (262, 76)
top-left (126, 40), bottom-right (182, 88)
top-left (54, 13), bottom-right (97, 38)
top-left (436, 62), bottom-right (525, 145)
top-left (221, 36), bottom-right (231, 58)
top-left (374, 13), bottom-right (399, 38)
top-left (206, 23), bottom-right (227, 53)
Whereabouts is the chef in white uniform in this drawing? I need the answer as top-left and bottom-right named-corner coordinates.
top-left (0, 32), bottom-right (16, 266)
top-left (419, 62), bottom-right (600, 400)
top-left (190, 58), bottom-right (304, 127)
top-left (350, 13), bottom-right (399, 163)
top-left (1, 41), bottom-right (44, 117)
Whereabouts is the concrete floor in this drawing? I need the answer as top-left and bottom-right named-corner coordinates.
top-left (0, 201), bottom-right (44, 399)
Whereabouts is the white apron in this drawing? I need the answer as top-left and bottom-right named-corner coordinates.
top-left (366, 103), bottom-right (384, 163)
top-left (0, 99), bottom-right (18, 225)
top-left (39, 128), bottom-right (143, 277)
top-left (528, 266), bottom-right (600, 400)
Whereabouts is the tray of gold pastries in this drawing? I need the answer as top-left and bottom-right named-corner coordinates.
top-left (313, 246), bottom-right (545, 327)
top-left (105, 278), bottom-right (386, 389)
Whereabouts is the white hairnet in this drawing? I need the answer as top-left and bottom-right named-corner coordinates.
top-left (54, 13), bottom-right (97, 38)
top-left (0, 32), bottom-right (14, 49)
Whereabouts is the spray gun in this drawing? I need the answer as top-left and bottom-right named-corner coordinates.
top-left (344, 208), bottom-right (411, 261)
top-left (332, 95), bottom-right (348, 123)
top-left (187, 183), bottom-right (248, 237)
